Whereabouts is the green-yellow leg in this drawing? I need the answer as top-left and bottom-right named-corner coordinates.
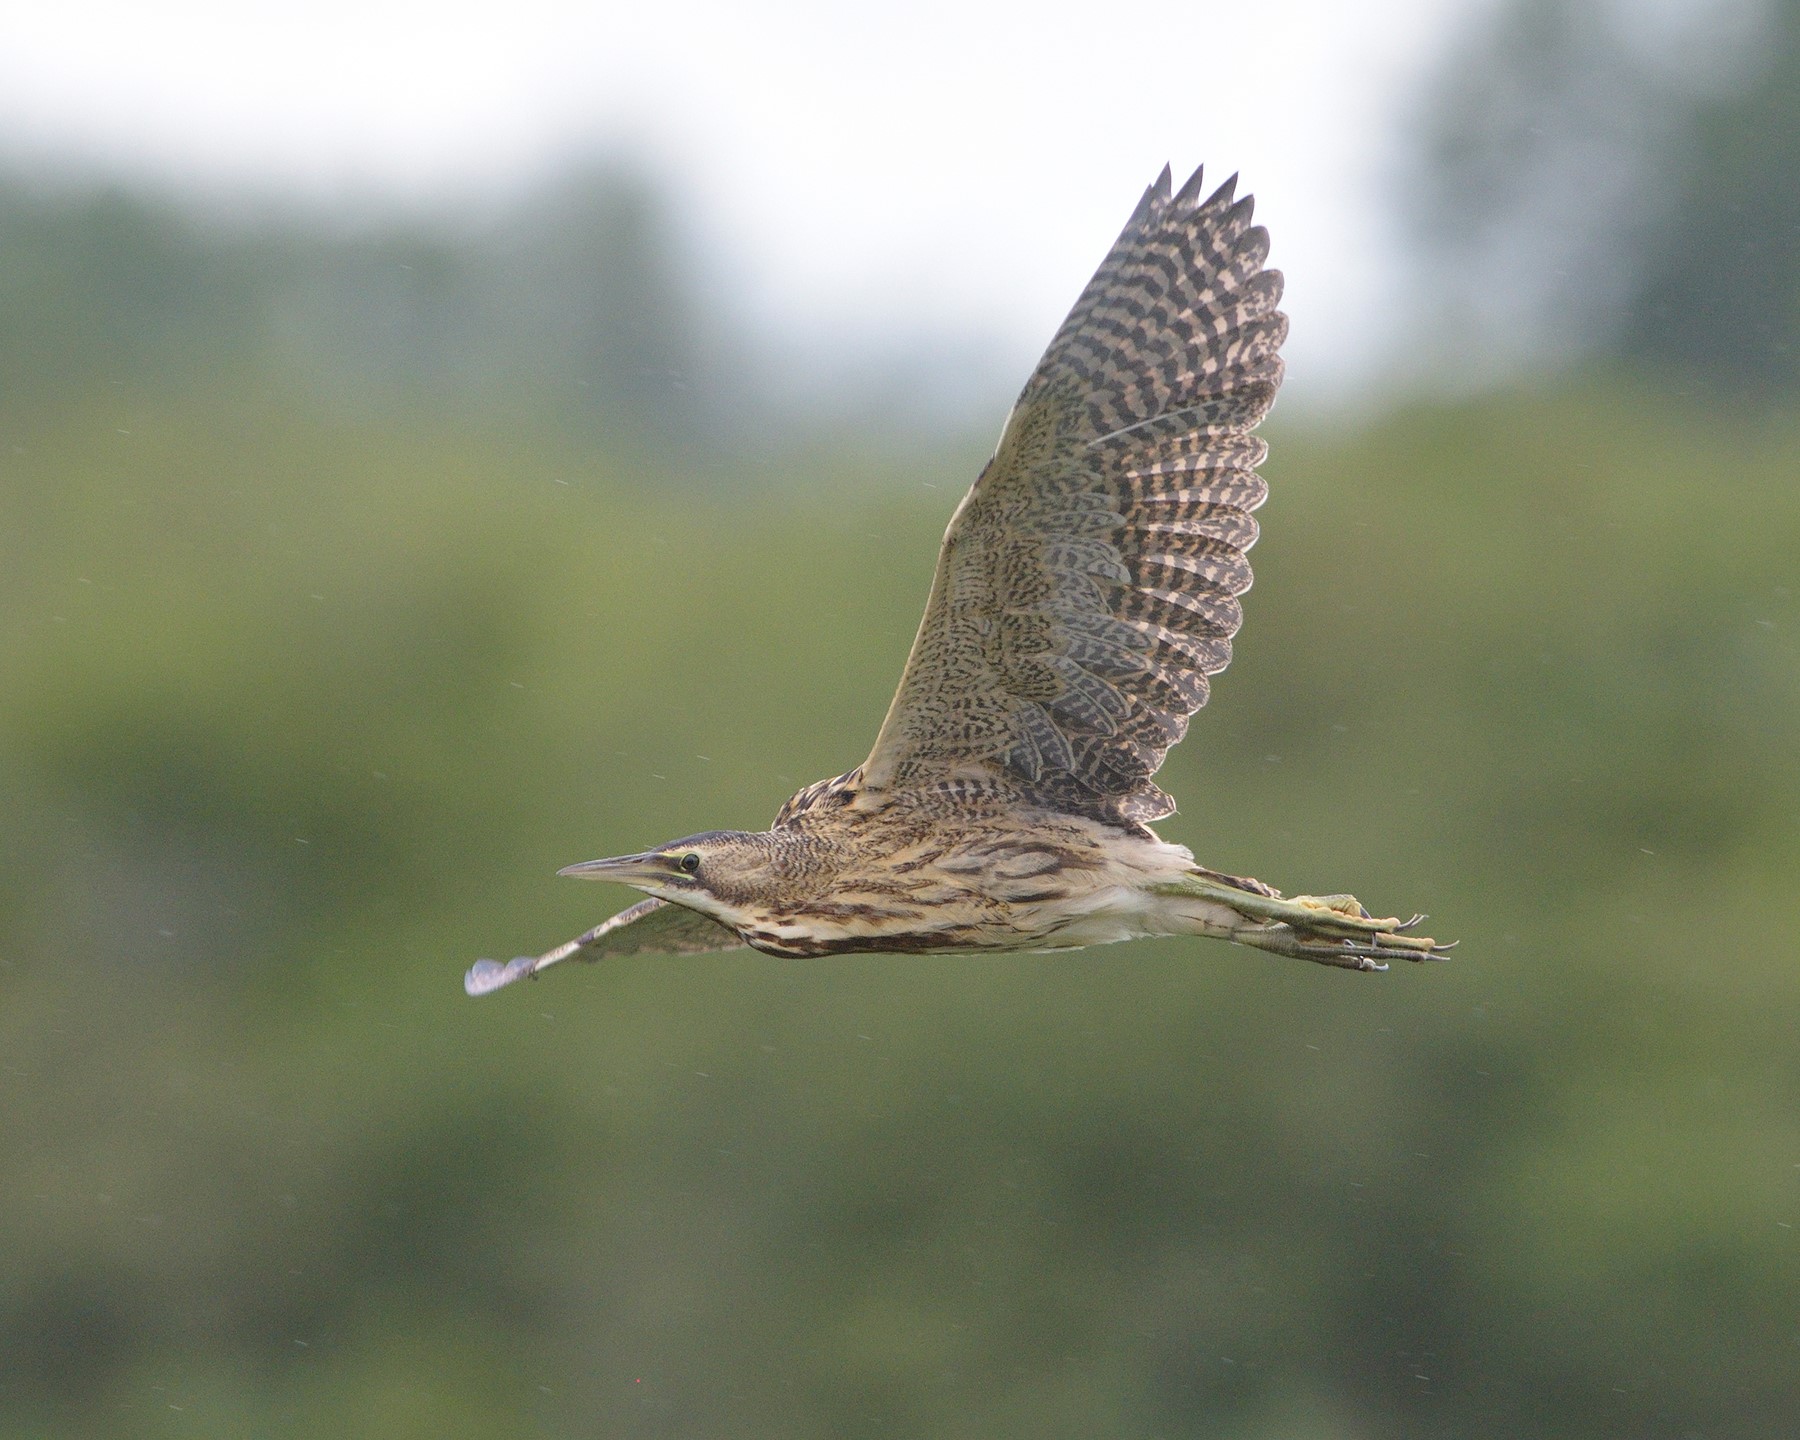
top-left (1153, 872), bottom-right (1454, 972)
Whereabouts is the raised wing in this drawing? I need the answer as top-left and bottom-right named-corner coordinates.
top-left (464, 897), bottom-right (744, 996)
top-left (860, 165), bottom-right (1286, 825)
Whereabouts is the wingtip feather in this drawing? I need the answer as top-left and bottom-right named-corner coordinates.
top-left (1173, 163), bottom-right (1206, 208)
top-left (1205, 172), bottom-right (1241, 214)
top-left (464, 955), bottom-right (536, 997)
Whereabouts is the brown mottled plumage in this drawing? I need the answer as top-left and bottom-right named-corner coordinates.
top-left (465, 164), bottom-right (1450, 998)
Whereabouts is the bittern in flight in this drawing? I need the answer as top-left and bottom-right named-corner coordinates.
top-left (465, 164), bottom-right (1450, 998)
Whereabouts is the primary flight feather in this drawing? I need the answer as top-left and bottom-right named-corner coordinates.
top-left (466, 163), bottom-right (1449, 998)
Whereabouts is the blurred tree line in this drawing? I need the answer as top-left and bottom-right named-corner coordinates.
top-left (1414, 0), bottom-right (1800, 395)
top-left (4, 10), bottom-right (1800, 1434)
top-left (0, 161), bottom-right (735, 450)
top-left (8, 360), bottom-right (1797, 1440)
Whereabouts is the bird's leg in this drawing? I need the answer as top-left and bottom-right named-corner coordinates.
top-left (1152, 871), bottom-right (1453, 972)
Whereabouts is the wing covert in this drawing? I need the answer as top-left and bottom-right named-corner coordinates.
top-left (861, 165), bottom-right (1287, 824)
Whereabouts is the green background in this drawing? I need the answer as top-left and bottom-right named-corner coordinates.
top-left (5, 365), bottom-right (1797, 1436)
top-left (9, 10), bottom-right (1800, 1417)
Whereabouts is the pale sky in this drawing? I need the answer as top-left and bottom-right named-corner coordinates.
top-left (0, 0), bottom-right (1493, 406)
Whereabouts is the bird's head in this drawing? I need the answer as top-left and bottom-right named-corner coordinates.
top-left (557, 830), bottom-right (783, 927)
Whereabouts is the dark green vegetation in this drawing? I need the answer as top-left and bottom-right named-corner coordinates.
top-left (6, 338), bottom-right (1799, 1435)
top-left (0, 162), bottom-right (738, 451)
top-left (8, 57), bottom-right (1800, 1424)
top-left (1416, 0), bottom-right (1800, 396)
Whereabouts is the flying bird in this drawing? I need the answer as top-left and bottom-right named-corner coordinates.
top-left (466, 164), bottom-right (1449, 998)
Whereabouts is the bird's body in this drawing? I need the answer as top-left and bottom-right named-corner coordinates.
top-left (466, 163), bottom-right (1450, 998)
top-left (607, 773), bottom-right (1244, 959)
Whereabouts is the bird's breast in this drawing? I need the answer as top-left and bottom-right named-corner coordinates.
top-left (737, 810), bottom-right (1199, 957)
top-left (734, 875), bottom-right (1169, 958)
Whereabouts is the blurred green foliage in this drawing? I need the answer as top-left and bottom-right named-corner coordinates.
top-left (7, 94), bottom-right (1800, 1430)
top-left (5, 325), bottom-right (1799, 1437)
top-left (0, 162), bottom-right (732, 450)
top-left (1415, 0), bottom-right (1800, 395)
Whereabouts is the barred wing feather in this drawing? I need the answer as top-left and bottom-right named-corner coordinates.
top-left (861, 165), bottom-right (1287, 824)
top-left (464, 897), bottom-right (744, 996)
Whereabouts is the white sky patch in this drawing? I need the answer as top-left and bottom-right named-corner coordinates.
top-left (0, 0), bottom-right (1489, 407)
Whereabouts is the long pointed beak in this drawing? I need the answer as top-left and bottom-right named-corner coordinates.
top-left (557, 851), bottom-right (670, 884)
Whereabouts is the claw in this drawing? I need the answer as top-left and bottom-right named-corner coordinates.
top-left (1296, 941), bottom-right (1388, 973)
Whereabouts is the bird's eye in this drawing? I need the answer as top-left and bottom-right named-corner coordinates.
top-left (678, 853), bottom-right (701, 875)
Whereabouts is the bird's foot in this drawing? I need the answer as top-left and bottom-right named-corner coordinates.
top-left (1231, 892), bottom-right (1452, 971)
top-left (1156, 873), bottom-right (1454, 972)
